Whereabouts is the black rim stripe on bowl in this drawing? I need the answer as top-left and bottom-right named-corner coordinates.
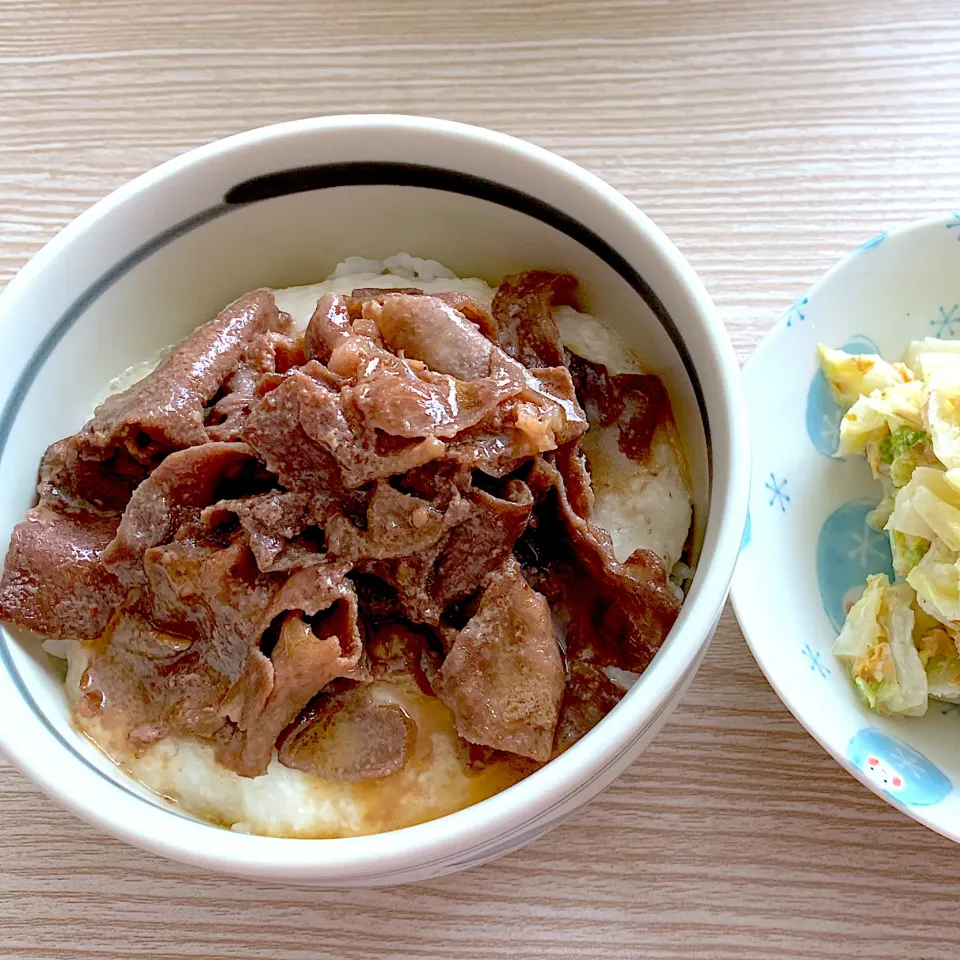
top-left (0, 160), bottom-right (711, 849)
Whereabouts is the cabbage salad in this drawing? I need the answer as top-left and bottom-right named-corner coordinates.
top-left (819, 338), bottom-right (960, 716)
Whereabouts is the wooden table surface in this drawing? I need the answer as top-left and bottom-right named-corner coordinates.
top-left (3, 1), bottom-right (960, 957)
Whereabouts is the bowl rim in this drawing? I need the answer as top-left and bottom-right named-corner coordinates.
top-left (731, 210), bottom-right (960, 846)
top-left (0, 114), bottom-right (750, 880)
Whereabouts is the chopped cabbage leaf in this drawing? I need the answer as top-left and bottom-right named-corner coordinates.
top-left (916, 626), bottom-right (960, 702)
top-left (879, 426), bottom-right (938, 486)
top-left (907, 538), bottom-right (960, 626)
top-left (818, 339), bottom-right (960, 714)
top-left (817, 344), bottom-right (914, 408)
top-left (888, 467), bottom-right (960, 549)
top-left (833, 574), bottom-right (928, 716)
top-left (890, 530), bottom-right (931, 579)
top-left (945, 468), bottom-right (960, 495)
top-left (911, 487), bottom-right (960, 551)
top-left (923, 371), bottom-right (960, 471)
top-left (867, 492), bottom-right (895, 531)
top-left (879, 426), bottom-right (928, 464)
top-left (904, 337), bottom-right (960, 374)
top-left (836, 381), bottom-right (926, 459)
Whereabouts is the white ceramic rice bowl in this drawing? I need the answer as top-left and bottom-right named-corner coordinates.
top-left (732, 213), bottom-right (960, 843)
top-left (0, 116), bottom-right (748, 885)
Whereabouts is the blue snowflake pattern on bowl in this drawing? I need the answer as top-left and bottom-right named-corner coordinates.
top-left (930, 303), bottom-right (960, 339)
top-left (785, 296), bottom-right (808, 327)
top-left (848, 729), bottom-right (951, 807)
top-left (740, 510), bottom-right (751, 551)
top-left (801, 642), bottom-right (830, 678)
top-left (816, 498), bottom-right (894, 632)
top-left (805, 335), bottom-right (880, 457)
top-left (763, 473), bottom-right (789, 512)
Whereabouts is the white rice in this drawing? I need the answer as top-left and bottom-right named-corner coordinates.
top-left (552, 304), bottom-right (641, 377)
top-left (63, 255), bottom-right (693, 837)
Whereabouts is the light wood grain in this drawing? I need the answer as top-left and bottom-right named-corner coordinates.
top-left (3, 1), bottom-right (960, 957)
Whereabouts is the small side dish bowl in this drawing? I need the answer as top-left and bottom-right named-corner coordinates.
top-left (0, 115), bottom-right (748, 884)
top-left (733, 212), bottom-right (960, 842)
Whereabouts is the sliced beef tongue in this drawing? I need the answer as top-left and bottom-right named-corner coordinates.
top-left (566, 352), bottom-right (666, 462)
top-left (78, 534), bottom-right (288, 752)
top-left (348, 287), bottom-right (424, 300)
top-left (359, 477), bottom-right (533, 625)
top-left (83, 547), bottom-right (361, 778)
top-left (435, 558), bottom-right (564, 762)
top-left (78, 613), bottom-right (234, 749)
top-left (365, 620), bottom-right (441, 695)
top-left (245, 335), bottom-right (578, 492)
top-left (201, 490), bottom-right (330, 573)
top-left (253, 304), bottom-right (587, 490)
top-left (139, 536), bottom-right (286, 684)
top-left (0, 504), bottom-right (123, 641)
top-left (331, 333), bottom-right (522, 441)
top-left (243, 361), bottom-right (445, 490)
top-left (552, 661), bottom-right (627, 757)
top-left (344, 286), bottom-right (424, 328)
top-left (524, 447), bottom-right (680, 673)
top-left (39, 290), bottom-right (291, 512)
top-left (104, 433), bottom-right (335, 584)
top-left (362, 552), bottom-right (442, 626)
top-left (241, 365), bottom-right (356, 491)
top-left (277, 681), bottom-right (416, 782)
top-left (447, 365), bottom-right (586, 477)
top-left (347, 288), bottom-right (498, 341)
top-left (206, 327), bottom-right (304, 443)
top-left (367, 294), bottom-right (523, 383)
top-left (304, 293), bottom-right (354, 364)
top-left (101, 442), bottom-right (262, 586)
top-left (216, 565), bottom-right (363, 777)
top-left (430, 292), bottom-right (498, 342)
top-left (492, 270), bottom-right (577, 369)
top-left (326, 481), bottom-right (471, 562)
top-left (431, 479), bottom-right (533, 608)
top-left (39, 438), bottom-right (146, 517)
top-left (335, 333), bottom-right (586, 477)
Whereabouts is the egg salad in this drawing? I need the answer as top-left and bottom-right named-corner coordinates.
top-left (820, 338), bottom-right (960, 716)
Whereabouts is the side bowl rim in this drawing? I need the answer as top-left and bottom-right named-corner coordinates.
top-left (730, 210), bottom-right (960, 847)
